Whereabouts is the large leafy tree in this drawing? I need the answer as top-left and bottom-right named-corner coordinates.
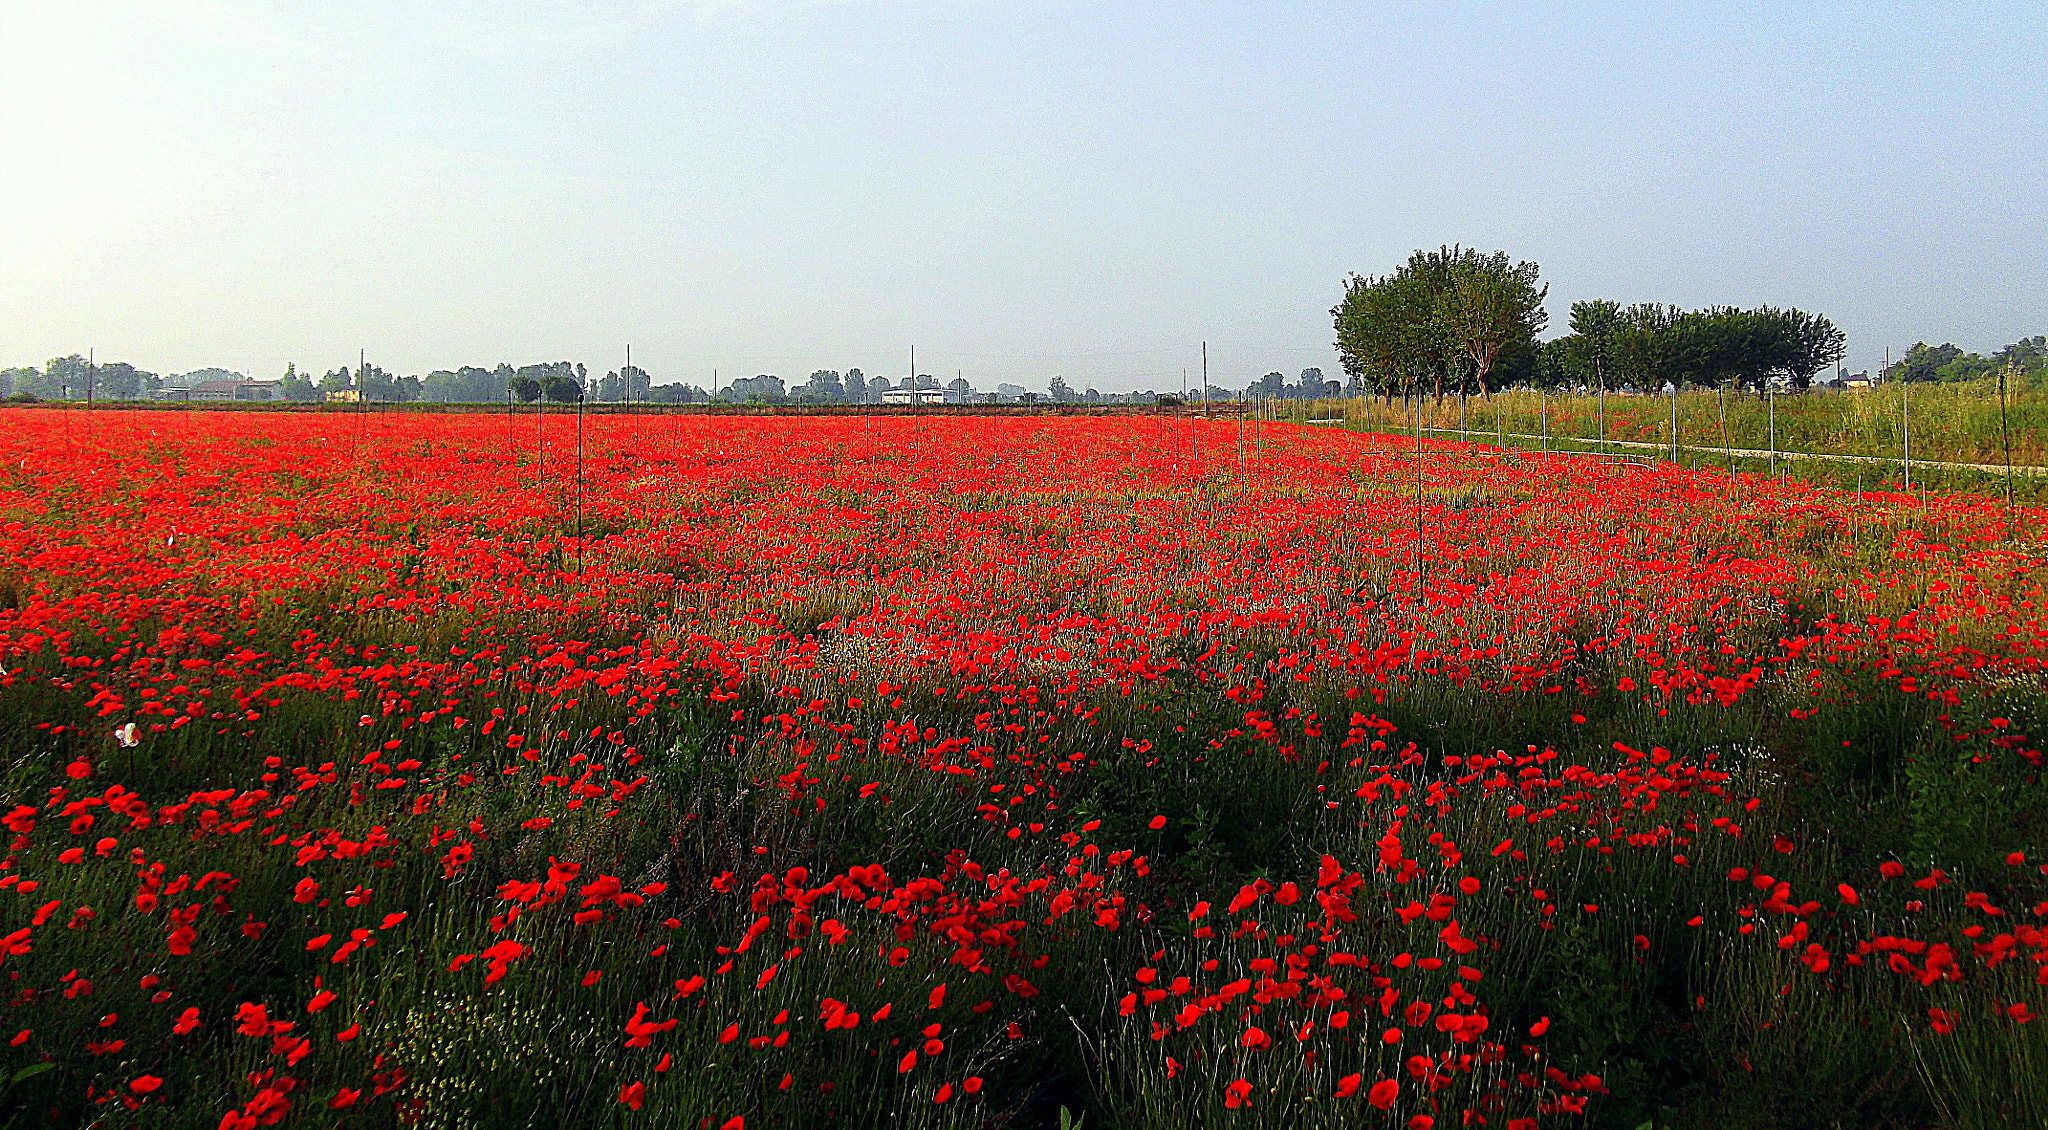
top-left (1436, 251), bottom-right (1548, 397)
top-left (1610, 303), bottom-right (1681, 391)
top-left (1776, 307), bottom-right (1846, 390)
top-left (1335, 246), bottom-right (1546, 401)
top-left (1333, 266), bottom-right (1448, 401)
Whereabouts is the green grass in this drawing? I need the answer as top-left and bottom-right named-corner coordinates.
top-left (1289, 379), bottom-right (2047, 474)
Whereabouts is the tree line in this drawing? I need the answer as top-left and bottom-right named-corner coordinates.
top-left (8, 320), bottom-right (2041, 408)
top-left (1540, 301), bottom-right (1846, 397)
top-left (1333, 246), bottom-right (1851, 400)
top-left (1884, 337), bottom-right (2046, 384)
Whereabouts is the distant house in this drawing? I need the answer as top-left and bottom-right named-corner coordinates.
top-left (155, 367), bottom-right (249, 400)
top-left (326, 389), bottom-right (362, 403)
top-left (187, 379), bottom-right (283, 401)
top-left (1818, 368), bottom-right (1874, 390)
top-left (882, 388), bottom-right (944, 405)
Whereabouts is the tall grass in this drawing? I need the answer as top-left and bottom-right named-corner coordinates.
top-left (1299, 379), bottom-right (2047, 470)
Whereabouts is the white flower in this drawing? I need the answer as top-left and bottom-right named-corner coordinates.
top-left (114, 722), bottom-right (140, 748)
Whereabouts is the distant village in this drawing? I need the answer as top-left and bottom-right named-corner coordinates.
top-left (8, 347), bottom-right (2029, 409)
top-left (3, 358), bottom-right (1296, 406)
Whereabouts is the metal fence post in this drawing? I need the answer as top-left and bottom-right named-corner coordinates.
top-left (1902, 380), bottom-right (1912, 492)
top-left (1768, 389), bottom-right (1777, 481)
top-left (1669, 383), bottom-right (1678, 462)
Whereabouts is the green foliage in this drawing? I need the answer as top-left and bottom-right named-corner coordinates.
top-left (1334, 246), bottom-right (1546, 401)
top-left (1887, 338), bottom-right (2048, 385)
top-left (1547, 305), bottom-right (1845, 394)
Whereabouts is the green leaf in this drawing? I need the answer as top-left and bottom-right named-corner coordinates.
top-left (10, 1062), bottom-right (54, 1085)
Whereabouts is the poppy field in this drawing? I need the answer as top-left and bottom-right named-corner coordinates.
top-left (0, 408), bottom-right (2043, 1130)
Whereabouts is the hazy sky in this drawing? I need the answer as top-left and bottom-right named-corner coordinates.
top-left (3, 1), bottom-right (2043, 390)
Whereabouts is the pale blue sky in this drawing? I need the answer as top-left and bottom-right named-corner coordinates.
top-left (3, 1), bottom-right (2042, 390)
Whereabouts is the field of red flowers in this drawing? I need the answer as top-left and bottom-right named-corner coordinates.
top-left (0, 407), bottom-right (2042, 1129)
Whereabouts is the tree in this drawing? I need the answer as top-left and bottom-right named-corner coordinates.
top-left (801, 370), bottom-right (844, 403)
top-left (356, 363), bottom-right (400, 402)
top-left (40, 355), bottom-right (90, 398)
top-left (279, 363), bottom-right (319, 402)
top-left (1775, 308), bottom-right (1846, 390)
top-left (1995, 335), bottom-right (2045, 369)
top-left (844, 369), bottom-right (868, 404)
top-left (319, 367), bottom-right (353, 398)
top-left (1334, 272), bottom-right (1414, 400)
top-left (541, 375), bottom-right (581, 403)
top-left (1610, 304), bottom-right (1679, 391)
top-left (1884, 342), bottom-right (1963, 383)
top-left (1297, 367), bottom-right (1335, 398)
top-left (1336, 246), bottom-right (1535, 402)
top-left (722, 374), bottom-right (784, 403)
top-left (1048, 375), bottom-right (1072, 402)
top-left (1564, 300), bottom-right (1623, 390)
top-left (1435, 251), bottom-right (1548, 397)
top-left (511, 376), bottom-right (542, 403)
top-left (91, 361), bottom-right (149, 400)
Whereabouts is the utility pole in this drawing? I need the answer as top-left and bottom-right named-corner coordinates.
top-left (1201, 342), bottom-right (1209, 416)
top-left (625, 343), bottom-right (631, 408)
top-left (1596, 356), bottom-right (1607, 458)
top-left (1236, 394), bottom-right (1245, 484)
top-left (1669, 383), bottom-right (1678, 462)
top-left (87, 348), bottom-right (94, 408)
top-left (576, 386), bottom-right (585, 571)
top-left (1413, 395), bottom-right (1424, 588)
top-left (1768, 388), bottom-right (1777, 481)
top-left (1902, 370), bottom-right (1912, 492)
top-left (357, 348), bottom-right (369, 470)
top-left (1721, 382), bottom-right (1731, 481)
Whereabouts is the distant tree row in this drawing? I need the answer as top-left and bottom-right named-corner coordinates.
top-left (1883, 337), bottom-right (2046, 383)
top-left (1538, 301), bottom-right (1846, 396)
top-left (1242, 368), bottom-right (1348, 401)
top-left (1, 356), bottom-right (161, 400)
top-left (0, 357), bottom-right (1175, 406)
top-left (1332, 249), bottom-right (1858, 400)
